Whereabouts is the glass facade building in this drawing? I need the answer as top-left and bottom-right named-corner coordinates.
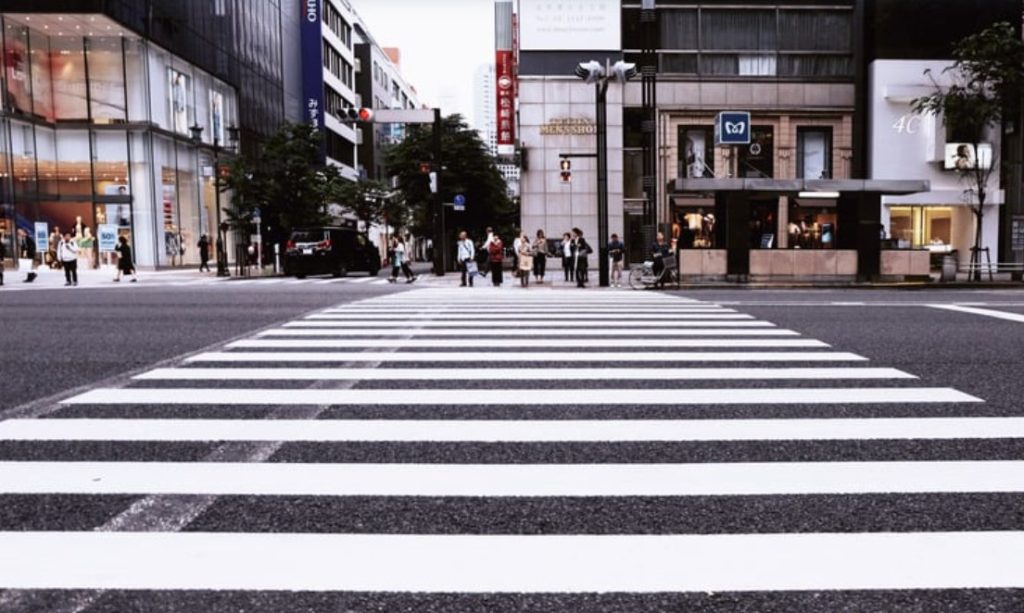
top-left (1, 15), bottom-right (239, 268)
top-left (0, 1), bottom-right (290, 269)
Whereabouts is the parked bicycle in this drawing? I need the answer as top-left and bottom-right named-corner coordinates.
top-left (628, 254), bottom-right (677, 289)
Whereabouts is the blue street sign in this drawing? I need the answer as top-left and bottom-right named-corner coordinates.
top-left (715, 111), bottom-right (751, 146)
top-left (453, 194), bottom-right (466, 211)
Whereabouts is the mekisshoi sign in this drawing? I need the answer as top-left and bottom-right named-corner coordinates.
top-left (518, 0), bottom-right (621, 51)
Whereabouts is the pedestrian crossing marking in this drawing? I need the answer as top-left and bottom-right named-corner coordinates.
top-left (225, 338), bottom-right (830, 349)
top-left (12, 415), bottom-right (1023, 443)
top-left (257, 328), bottom-right (800, 337)
top-left (132, 367), bottom-right (913, 381)
top-left (3, 531), bottom-right (1021, 592)
top-left (62, 387), bottom-right (979, 406)
top-left (0, 461), bottom-right (1016, 496)
top-left (185, 351), bottom-right (870, 363)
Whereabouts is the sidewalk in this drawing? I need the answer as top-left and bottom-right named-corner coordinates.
top-left (1, 265), bottom-right (220, 289)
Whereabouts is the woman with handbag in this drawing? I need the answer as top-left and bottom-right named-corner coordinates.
top-left (532, 229), bottom-right (547, 284)
top-left (488, 233), bottom-right (504, 286)
top-left (517, 231), bottom-right (533, 288)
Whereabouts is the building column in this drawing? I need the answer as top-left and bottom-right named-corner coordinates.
top-left (720, 192), bottom-right (749, 276)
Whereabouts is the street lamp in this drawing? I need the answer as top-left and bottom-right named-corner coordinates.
top-left (574, 59), bottom-right (637, 287)
top-left (190, 123), bottom-right (239, 277)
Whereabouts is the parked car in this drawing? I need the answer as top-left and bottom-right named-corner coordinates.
top-left (283, 226), bottom-right (381, 278)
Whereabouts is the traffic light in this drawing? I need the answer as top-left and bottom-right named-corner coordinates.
top-left (559, 158), bottom-right (572, 183)
top-left (339, 107), bottom-right (374, 123)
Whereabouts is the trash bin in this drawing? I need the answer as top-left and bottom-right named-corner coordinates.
top-left (940, 254), bottom-right (957, 282)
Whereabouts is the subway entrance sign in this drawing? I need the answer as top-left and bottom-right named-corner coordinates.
top-left (715, 112), bottom-right (751, 146)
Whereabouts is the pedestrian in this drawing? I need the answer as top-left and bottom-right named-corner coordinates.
top-left (0, 233), bottom-right (6, 286)
top-left (488, 232), bottom-right (504, 286)
top-left (197, 234), bottom-right (211, 272)
top-left (608, 233), bottom-right (626, 287)
top-left (512, 229), bottom-right (523, 278)
top-left (480, 226), bottom-right (495, 279)
top-left (113, 235), bottom-right (137, 282)
top-left (18, 229), bottom-right (37, 283)
top-left (398, 237), bottom-right (417, 283)
top-left (457, 230), bottom-right (476, 287)
top-left (651, 231), bottom-right (671, 289)
top-left (571, 228), bottom-right (591, 288)
top-left (532, 229), bottom-right (547, 283)
top-left (561, 232), bottom-right (573, 282)
top-left (517, 231), bottom-right (533, 288)
top-left (388, 237), bottom-right (405, 283)
top-left (48, 226), bottom-right (61, 269)
top-left (58, 232), bottom-right (79, 286)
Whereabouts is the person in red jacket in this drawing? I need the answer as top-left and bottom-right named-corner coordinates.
top-left (488, 233), bottom-right (504, 286)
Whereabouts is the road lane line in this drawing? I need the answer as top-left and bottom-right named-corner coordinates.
top-left (133, 367), bottom-right (911, 381)
top-left (10, 416), bottom-right (1020, 443)
top-left (184, 351), bottom-right (869, 363)
top-left (62, 387), bottom-right (980, 406)
top-left (929, 304), bottom-right (1024, 324)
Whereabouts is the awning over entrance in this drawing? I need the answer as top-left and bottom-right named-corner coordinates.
top-left (672, 178), bottom-right (930, 195)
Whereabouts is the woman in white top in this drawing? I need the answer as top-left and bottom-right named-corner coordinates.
top-left (517, 231), bottom-right (534, 288)
top-left (561, 232), bottom-right (573, 282)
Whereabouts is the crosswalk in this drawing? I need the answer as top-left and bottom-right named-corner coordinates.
top-left (0, 273), bottom-right (414, 292)
top-left (0, 287), bottom-right (1021, 609)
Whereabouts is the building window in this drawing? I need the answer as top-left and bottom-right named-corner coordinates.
top-left (797, 127), bottom-right (832, 179)
top-left (325, 130), bottom-right (355, 168)
top-left (738, 126), bottom-right (774, 178)
top-left (323, 3), bottom-right (352, 49)
top-left (678, 126), bottom-right (713, 178)
top-left (322, 41), bottom-right (354, 89)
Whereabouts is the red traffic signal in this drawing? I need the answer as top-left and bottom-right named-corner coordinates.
top-left (340, 107), bottom-right (374, 123)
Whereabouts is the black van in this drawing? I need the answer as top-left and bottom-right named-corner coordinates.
top-left (284, 226), bottom-right (381, 278)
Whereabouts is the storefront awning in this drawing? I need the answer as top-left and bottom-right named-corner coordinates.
top-left (672, 178), bottom-right (930, 196)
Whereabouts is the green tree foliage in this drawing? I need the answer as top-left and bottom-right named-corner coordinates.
top-left (220, 123), bottom-right (336, 243)
top-left (911, 22), bottom-right (1024, 278)
top-left (330, 179), bottom-right (409, 233)
top-left (384, 114), bottom-right (516, 242)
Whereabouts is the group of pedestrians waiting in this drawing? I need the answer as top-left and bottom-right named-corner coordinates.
top-left (456, 227), bottom-right (595, 288)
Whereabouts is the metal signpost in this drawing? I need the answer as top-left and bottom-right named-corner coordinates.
top-left (453, 194), bottom-right (466, 212)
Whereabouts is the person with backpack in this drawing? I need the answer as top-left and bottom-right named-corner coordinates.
top-left (113, 235), bottom-right (137, 282)
top-left (58, 232), bottom-right (80, 286)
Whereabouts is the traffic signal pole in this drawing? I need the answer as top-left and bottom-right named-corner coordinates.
top-left (596, 73), bottom-right (610, 289)
top-left (432, 107), bottom-right (445, 276)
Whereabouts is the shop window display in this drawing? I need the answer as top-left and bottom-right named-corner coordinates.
top-left (750, 200), bottom-right (777, 248)
top-left (87, 37), bottom-right (127, 123)
top-left (29, 28), bottom-right (53, 122)
top-left (673, 207), bottom-right (717, 248)
top-left (3, 23), bottom-right (32, 115)
top-left (889, 206), bottom-right (954, 252)
top-left (678, 126), bottom-right (713, 178)
top-left (788, 200), bottom-right (837, 249)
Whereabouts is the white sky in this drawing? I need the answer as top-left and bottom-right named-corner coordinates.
top-left (353, 0), bottom-right (496, 129)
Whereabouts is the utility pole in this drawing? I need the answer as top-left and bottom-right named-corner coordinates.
top-left (432, 107), bottom-right (445, 276)
top-left (640, 0), bottom-right (658, 228)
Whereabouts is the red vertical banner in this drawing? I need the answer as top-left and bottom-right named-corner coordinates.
top-left (495, 49), bottom-right (516, 155)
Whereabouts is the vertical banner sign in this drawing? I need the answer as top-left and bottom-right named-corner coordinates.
top-left (301, 0), bottom-right (326, 161)
top-left (34, 222), bottom-right (48, 254)
top-left (98, 225), bottom-right (118, 252)
top-left (496, 50), bottom-right (516, 156)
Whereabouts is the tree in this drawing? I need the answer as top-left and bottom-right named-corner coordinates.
top-left (330, 178), bottom-right (408, 234)
top-left (220, 123), bottom-right (336, 247)
top-left (911, 22), bottom-right (1024, 280)
top-left (384, 114), bottom-right (516, 245)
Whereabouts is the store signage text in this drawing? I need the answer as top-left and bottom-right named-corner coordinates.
top-left (300, 0), bottom-right (326, 160)
top-left (540, 118), bottom-right (596, 135)
top-left (98, 225), bottom-right (118, 252)
top-left (305, 0), bottom-right (318, 22)
top-left (495, 49), bottom-right (517, 155)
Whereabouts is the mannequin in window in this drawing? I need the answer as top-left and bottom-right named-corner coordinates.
top-left (79, 226), bottom-right (95, 268)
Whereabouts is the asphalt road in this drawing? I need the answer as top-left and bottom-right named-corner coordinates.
top-left (0, 283), bottom-right (1023, 612)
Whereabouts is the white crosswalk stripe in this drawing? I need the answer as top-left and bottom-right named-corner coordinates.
top-left (1, 287), bottom-right (1017, 605)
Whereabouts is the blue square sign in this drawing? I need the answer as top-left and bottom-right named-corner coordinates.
top-left (715, 112), bottom-right (751, 146)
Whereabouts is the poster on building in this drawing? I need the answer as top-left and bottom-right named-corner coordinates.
top-left (210, 91), bottom-right (225, 145)
top-left (97, 225), bottom-right (118, 252)
top-left (518, 0), bottom-right (621, 51)
top-left (679, 128), bottom-right (711, 178)
top-left (34, 222), bottom-right (48, 255)
top-left (496, 49), bottom-right (516, 156)
top-left (168, 68), bottom-right (191, 135)
top-left (3, 33), bottom-right (31, 113)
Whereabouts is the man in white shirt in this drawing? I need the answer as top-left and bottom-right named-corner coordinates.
top-left (457, 231), bottom-right (476, 287)
top-left (58, 232), bottom-right (80, 286)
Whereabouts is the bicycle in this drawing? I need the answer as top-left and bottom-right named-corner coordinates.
top-left (628, 255), bottom-right (677, 290)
